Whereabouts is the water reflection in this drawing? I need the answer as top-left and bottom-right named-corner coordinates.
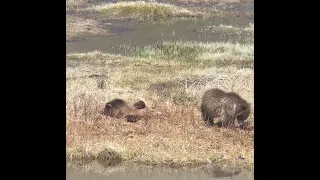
top-left (67, 162), bottom-right (253, 180)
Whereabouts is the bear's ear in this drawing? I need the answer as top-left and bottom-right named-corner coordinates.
top-left (103, 103), bottom-right (113, 115)
top-left (240, 103), bottom-right (249, 110)
top-left (125, 115), bottom-right (137, 123)
top-left (133, 100), bottom-right (146, 109)
top-left (106, 103), bottom-right (113, 110)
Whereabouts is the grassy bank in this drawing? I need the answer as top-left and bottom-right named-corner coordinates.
top-left (76, 1), bottom-right (253, 20)
top-left (67, 0), bottom-right (253, 26)
top-left (80, 1), bottom-right (200, 20)
top-left (66, 15), bottom-right (111, 41)
top-left (66, 40), bottom-right (254, 171)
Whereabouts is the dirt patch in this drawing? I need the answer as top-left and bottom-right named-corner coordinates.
top-left (66, 15), bottom-right (111, 42)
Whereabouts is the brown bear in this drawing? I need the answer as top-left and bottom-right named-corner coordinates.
top-left (200, 88), bottom-right (251, 128)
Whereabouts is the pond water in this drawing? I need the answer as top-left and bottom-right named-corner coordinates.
top-left (66, 164), bottom-right (253, 180)
top-left (66, 0), bottom-right (254, 54)
top-left (66, 17), bottom-right (253, 54)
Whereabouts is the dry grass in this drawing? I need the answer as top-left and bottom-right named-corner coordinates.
top-left (66, 104), bottom-right (253, 170)
top-left (80, 1), bottom-right (200, 20)
top-left (66, 39), bottom-right (254, 172)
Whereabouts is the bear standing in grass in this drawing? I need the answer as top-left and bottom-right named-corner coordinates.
top-left (200, 88), bottom-right (251, 128)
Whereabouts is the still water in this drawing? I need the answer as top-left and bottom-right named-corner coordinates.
top-left (67, 163), bottom-right (253, 180)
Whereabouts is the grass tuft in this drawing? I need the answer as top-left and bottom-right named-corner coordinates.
top-left (81, 1), bottom-right (199, 20)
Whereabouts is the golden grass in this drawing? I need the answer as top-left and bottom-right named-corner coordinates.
top-left (66, 39), bottom-right (254, 172)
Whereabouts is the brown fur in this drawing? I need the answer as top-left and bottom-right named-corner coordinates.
top-left (133, 100), bottom-right (146, 109)
top-left (125, 115), bottom-right (137, 123)
top-left (103, 99), bottom-right (128, 118)
top-left (124, 103), bottom-right (162, 122)
top-left (200, 88), bottom-right (251, 128)
top-left (103, 99), bottom-right (162, 122)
